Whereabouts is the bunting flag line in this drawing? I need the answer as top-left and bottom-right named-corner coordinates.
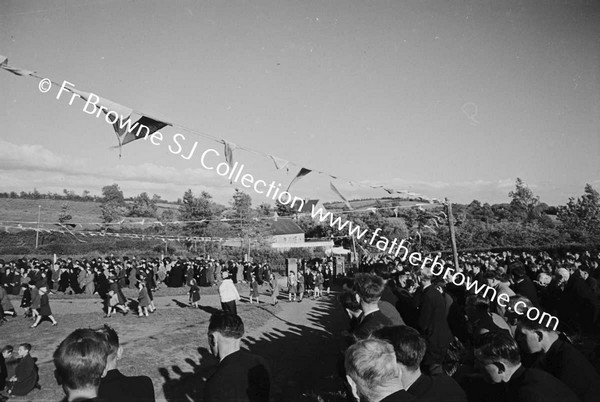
top-left (0, 55), bottom-right (444, 203)
top-left (330, 182), bottom-right (353, 210)
top-left (286, 167), bottom-right (312, 192)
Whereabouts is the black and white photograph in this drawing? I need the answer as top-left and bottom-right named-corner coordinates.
top-left (1, 1), bottom-right (599, 401)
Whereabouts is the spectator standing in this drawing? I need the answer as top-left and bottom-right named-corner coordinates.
top-left (218, 271), bottom-right (240, 315)
top-left (204, 312), bottom-right (270, 402)
top-left (96, 325), bottom-right (155, 402)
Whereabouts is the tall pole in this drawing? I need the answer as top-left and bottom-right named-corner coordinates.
top-left (35, 205), bottom-right (41, 249)
top-left (445, 198), bottom-right (460, 271)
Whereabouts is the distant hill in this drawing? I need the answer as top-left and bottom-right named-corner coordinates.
top-left (324, 197), bottom-right (441, 212)
top-left (0, 198), bottom-right (180, 229)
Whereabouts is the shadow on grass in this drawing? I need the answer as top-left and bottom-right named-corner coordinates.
top-left (157, 291), bottom-right (349, 402)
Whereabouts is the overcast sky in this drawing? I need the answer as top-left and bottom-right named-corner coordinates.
top-left (1, 0), bottom-right (599, 207)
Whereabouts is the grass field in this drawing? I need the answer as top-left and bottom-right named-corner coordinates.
top-left (0, 281), bottom-right (281, 402)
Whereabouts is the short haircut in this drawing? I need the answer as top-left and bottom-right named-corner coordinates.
top-left (517, 317), bottom-right (554, 333)
top-left (484, 270), bottom-right (504, 280)
top-left (466, 294), bottom-right (491, 313)
top-left (353, 273), bottom-right (384, 303)
top-left (373, 325), bottom-right (426, 370)
top-left (208, 312), bottom-right (244, 339)
top-left (1, 345), bottom-right (13, 354)
top-left (509, 262), bottom-right (526, 279)
top-left (474, 331), bottom-right (520, 366)
top-left (95, 324), bottom-right (120, 356)
top-left (345, 338), bottom-right (399, 401)
top-left (53, 328), bottom-right (109, 390)
top-left (19, 343), bottom-right (32, 352)
top-left (338, 291), bottom-right (360, 312)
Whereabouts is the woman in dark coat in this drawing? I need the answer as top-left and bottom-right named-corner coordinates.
top-left (31, 287), bottom-right (57, 327)
top-left (96, 269), bottom-right (110, 299)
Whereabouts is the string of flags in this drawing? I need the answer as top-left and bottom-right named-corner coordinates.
top-left (1, 55), bottom-right (443, 207)
top-left (2, 224), bottom-right (223, 243)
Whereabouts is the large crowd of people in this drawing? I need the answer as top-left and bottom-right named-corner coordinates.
top-left (1, 248), bottom-right (600, 401)
top-left (340, 249), bottom-right (600, 401)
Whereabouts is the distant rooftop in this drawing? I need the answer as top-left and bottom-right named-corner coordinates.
top-left (269, 218), bottom-right (304, 235)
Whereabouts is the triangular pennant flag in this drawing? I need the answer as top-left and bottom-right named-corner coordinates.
top-left (1, 65), bottom-right (34, 76)
top-left (223, 140), bottom-right (237, 169)
top-left (286, 168), bottom-right (312, 192)
top-left (330, 182), bottom-right (352, 210)
top-left (269, 155), bottom-right (289, 170)
top-left (67, 88), bottom-right (134, 155)
top-left (120, 115), bottom-right (169, 146)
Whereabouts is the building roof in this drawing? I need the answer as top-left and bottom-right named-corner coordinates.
top-left (269, 218), bottom-right (304, 235)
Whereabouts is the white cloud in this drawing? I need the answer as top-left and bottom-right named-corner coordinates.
top-left (0, 140), bottom-right (235, 201)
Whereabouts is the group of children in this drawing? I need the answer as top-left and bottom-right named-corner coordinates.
top-left (105, 275), bottom-right (157, 318)
top-left (286, 266), bottom-right (332, 302)
top-left (249, 272), bottom-right (279, 305)
top-left (4, 283), bottom-right (59, 328)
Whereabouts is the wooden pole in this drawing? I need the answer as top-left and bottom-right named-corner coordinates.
top-left (446, 198), bottom-right (460, 270)
top-left (35, 205), bottom-right (41, 249)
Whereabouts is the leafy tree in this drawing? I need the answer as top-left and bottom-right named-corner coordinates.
top-left (275, 200), bottom-right (296, 217)
top-left (558, 184), bottom-right (600, 241)
top-left (231, 189), bottom-right (252, 221)
top-left (100, 184), bottom-right (125, 223)
top-left (508, 178), bottom-right (539, 221)
top-left (58, 202), bottom-right (72, 224)
top-left (160, 209), bottom-right (177, 222)
top-left (257, 203), bottom-right (273, 216)
top-left (128, 192), bottom-right (158, 217)
top-left (100, 203), bottom-right (122, 223)
top-left (178, 189), bottom-right (216, 234)
top-left (102, 184), bottom-right (125, 205)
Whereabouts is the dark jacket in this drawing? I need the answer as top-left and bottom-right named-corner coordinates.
top-left (407, 373), bottom-right (467, 402)
top-left (533, 338), bottom-right (600, 402)
top-left (418, 285), bottom-right (454, 365)
top-left (98, 369), bottom-right (155, 402)
top-left (506, 365), bottom-right (580, 402)
top-left (204, 350), bottom-right (270, 402)
top-left (353, 309), bottom-right (393, 340)
top-left (380, 390), bottom-right (417, 402)
top-left (11, 354), bottom-right (37, 396)
top-left (512, 277), bottom-right (540, 306)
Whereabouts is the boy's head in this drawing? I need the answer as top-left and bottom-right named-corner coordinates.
top-left (53, 328), bottom-right (110, 394)
top-left (474, 331), bottom-right (521, 384)
top-left (353, 273), bottom-right (384, 305)
top-left (17, 343), bottom-right (31, 357)
top-left (373, 325), bottom-right (426, 372)
top-left (1, 345), bottom-right (13, 359)
top-left (207, 312), bottom-right (244, 359)
top-left (94, 324), bottom-right (122, 365)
